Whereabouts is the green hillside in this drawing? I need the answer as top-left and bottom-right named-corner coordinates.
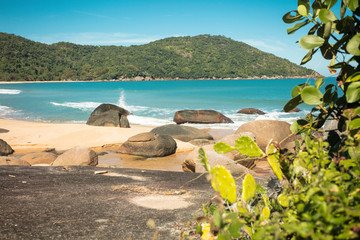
top-left (0, 33), bottom-right (316, 81)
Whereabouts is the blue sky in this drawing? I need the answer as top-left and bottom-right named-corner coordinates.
top-left (1, 0), bottom-right (336, 76)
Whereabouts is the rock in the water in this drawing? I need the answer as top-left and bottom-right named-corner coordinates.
top-left (87, 103), bottom-right (130, 128)
top-left (173, 110), bottom-right (233, 124)
top-left (182, 150), bottom-right (255, 175)
top-left (0, 156), bottom-right (30, 166)
top-left (282, 107), bottom-right (301, 113)
top-left (236, 120), bottom-right (293, 150)
top-left (20, 152), bottom-right (57, 165)
top-left (118, 132), bottom-right (177, 157)
top-left (150, 124), bottom-right (214, 142)
top-left (0, 139), bottom-right (14, 156)
top-left (237, 108), bottom-right (265, 115)
top-left (51, 146), bottom-right (98, 166)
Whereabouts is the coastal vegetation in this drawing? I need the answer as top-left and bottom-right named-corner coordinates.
top-left (196, 0), bottom-right (360, 239)
top-left (0, 33), bottom-right (315, 82)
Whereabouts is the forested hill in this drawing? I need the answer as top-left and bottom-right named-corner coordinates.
top-left (0, 33), bottom-right (316, 81)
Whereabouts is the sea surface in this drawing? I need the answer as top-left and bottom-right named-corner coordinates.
top-left (0, 78), bottom-right (337, 130)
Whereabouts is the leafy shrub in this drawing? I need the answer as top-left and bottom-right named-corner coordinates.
top-left (196, 1), bottom-right (360, 239)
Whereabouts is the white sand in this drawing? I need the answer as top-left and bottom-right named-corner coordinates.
top-left (0, 119), bottom-right (194, 153)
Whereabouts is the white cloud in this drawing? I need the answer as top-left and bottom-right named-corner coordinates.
top-left (28, 32), bottom-right (165, 46)
top-left (241, 39), bottom-right (286, 53)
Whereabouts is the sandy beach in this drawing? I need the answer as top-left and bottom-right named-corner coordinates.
top-left (0, 119), bottom-right (203, 171)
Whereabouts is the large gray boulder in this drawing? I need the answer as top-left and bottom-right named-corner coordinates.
top-left (20, 152), bottom-right (57, 165)
top-left (0, 139), bottom-right (14, 156)
top-left (51, 146), bottom-right (98, 166)
top-left (87, 103), bottom-right (130, 128)
top-left (173, 110), bottom-right (233, 124)
top-left (118, 132), bottom-right (177, 157)
top-left (150, 124), bottom-right (213, 142)
top-left (237, 108), bottom-right (265, 115)
top-left (236, 120), bottom-right (294, 151)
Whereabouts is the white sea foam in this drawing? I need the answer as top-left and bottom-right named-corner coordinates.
top-left (50, 101), bottom-right (101, 111)
top-left (127, 115), bottom-right (173, 127)
top-left (0, 89), bottom-right (21, 95)
top-left (0, 105), bottom-right (20, 119)
top-left (117, 90), bottom-right (149, 112)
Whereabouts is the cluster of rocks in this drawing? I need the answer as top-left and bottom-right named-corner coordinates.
top-left (0, 103), bottom-right (303, 173)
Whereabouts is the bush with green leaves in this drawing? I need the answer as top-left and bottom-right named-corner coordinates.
top-left (196, 132), bottom-right (360, 239)
top-left (195, 1), bottom-right (360, 239)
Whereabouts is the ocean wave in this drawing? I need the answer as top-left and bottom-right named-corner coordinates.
top-left (127, 115), bottom-right (173, 127)
top-left (0, 105), bottom-right (21, 119)
top-left (0, 89), bottom-right (21, 95)
top-left (50, 101), bottom-right (101, 111)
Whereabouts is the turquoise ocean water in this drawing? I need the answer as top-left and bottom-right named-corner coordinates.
top-left (0, 78), bottom-right (337, 130)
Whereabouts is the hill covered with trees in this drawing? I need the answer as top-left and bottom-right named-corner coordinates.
top-left (0, 33), bottom-right (316, 81)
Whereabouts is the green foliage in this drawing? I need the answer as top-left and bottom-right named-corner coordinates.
top-left (0, 33), bottom-right (315, 81)
top-left (196, 2), bottom-right (360, 239)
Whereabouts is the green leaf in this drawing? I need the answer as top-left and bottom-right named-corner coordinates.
top-left (301, 48), bottom-right (317, 64)
top-left (348, 0), bottom-right (360, 11)
top-left (266, 144), bottom-right (283, 181)
top-left (298, 0), bottom-right (310, 16)
top-left (229, 220), bottom-right (242, 238)
top-left (346, 72), bottom-right (360, 82)
top-left (199, 147), bottom-right (210, 172)
top-left (213, 142), bottom-right (235, 154)
top-left (277, 193), bottom-right (289, 207)
top-left (346, 82), bottom-right (360, 103)
top-left (346, 33), bottom-right (360, 56)
top-left (315, 76), bottom-right (324, 88)
top-left (319, 8), bottom-right (338, 23)
top-left (299, 35), bottom-right (325, 50)
top-left (290, 119), bottom-right (309, 134)
top-left (260, 207), bottom-right (271, 222)
top-left (349, 118), bottom-right (360, 130)
top-left (283, 10), bottom-right (304, 23)
top-left (234, 136), bottom-right (265, 157)
top-left (301, 86), bottom-right (324, 105)
top-left (287, 20), bottom-right (309, 34)
top-left (210, 165), bottom-right (237, 203)
top-left (241, 174), bottom-right (256, 203)
top-left (292, 84), bottom-right (303, 98)
top-left (284, 95), bottom-right (303, 112)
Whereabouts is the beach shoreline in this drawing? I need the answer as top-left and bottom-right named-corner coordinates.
top-left (0, 75), bottom-right (318, 84)
top-left (0, 118), bottom-right (237, 171)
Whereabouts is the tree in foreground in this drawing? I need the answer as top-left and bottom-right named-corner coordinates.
top-left (194, 1), bottom-right (360, 239)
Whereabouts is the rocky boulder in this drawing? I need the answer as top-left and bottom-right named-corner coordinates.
top-left (182, 150), bottom-right (256, 175)
top-left (20, 152), bottom-right (57, 165)
top-left (51, 146), bottom-right (98, 166)
top-left (0, 156), bottom-right (30, 166)
top-left (150, 124), bottom-right (214, 142)
top-left (236, 120), bottom-right (293, 150)
top-left (173, 110), bottom-right (233, 124)
top-left (118, 132), bottom-right (177, 157)
top-left (87, 103), bottom-right (130, 128)
top-left (237, 108), bottom-right (265, 115)
top-left (0, 139), bottom-right (14, 156)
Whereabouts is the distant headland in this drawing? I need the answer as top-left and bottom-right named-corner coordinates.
top-left (0, 33), bottom-right (319, 82)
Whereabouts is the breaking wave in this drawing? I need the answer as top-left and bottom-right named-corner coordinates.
top-left (50, 101), bottom-right (101, 111)
top-left (0, 89), bottom-right (21, 95)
